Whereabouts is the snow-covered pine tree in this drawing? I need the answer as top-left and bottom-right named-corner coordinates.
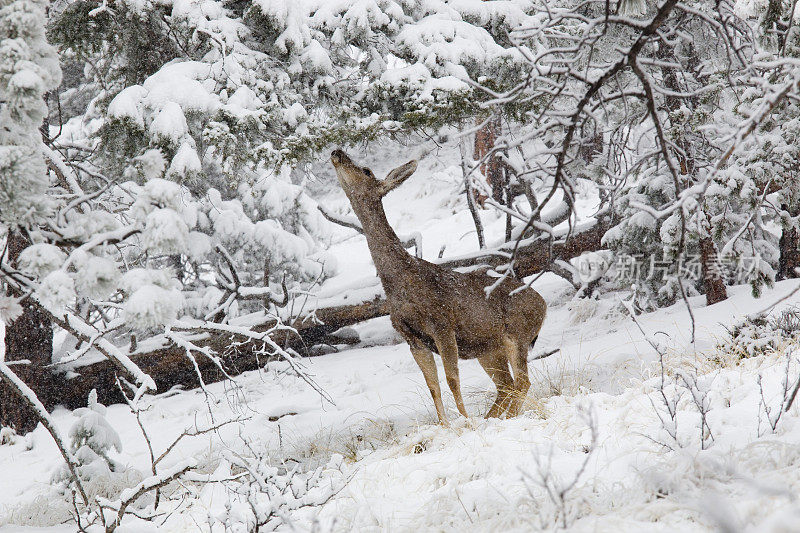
top-left (0, 0), bottom-right (61, 225)
top-left (599, 0), bottom-right (799, 307)
top-left (603, 30), bottom-right (735, 308)
top-left (37, 0), bottom-right (542, 325)
top-left (494, 0), bottom-right (787, 309)
top-left (49, 0), bottom-right (335, 299)
top-left (0, 0), bottom-right (63, 432)
top-left (713, 0), bottom-right (800, 286)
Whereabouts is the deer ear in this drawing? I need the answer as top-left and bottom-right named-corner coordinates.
top-left (379, 160), bottom-right (418, 196)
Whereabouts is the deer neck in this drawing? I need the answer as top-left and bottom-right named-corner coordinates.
top-left (350, 197), bottom-right (413, 288)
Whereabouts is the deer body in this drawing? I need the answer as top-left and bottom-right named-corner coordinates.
top-left (331, 150), bottom-right (546, 423)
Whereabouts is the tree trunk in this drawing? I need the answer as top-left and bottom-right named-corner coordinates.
top-left (778, 226), bottom-right (800, 280)
top-left (505, 174), bottom-right (513, 242)
top-left (0, 231), bottom-right (57, 433)
top-left (460, 141), bottom-right (485, 249)
top-left (700, 235), bottom-right (728, 305)
top-left (659, 42), bottom-right (729, 306)
top-left (778, 203), bottom-right (800, 280)
top-left (473, 115), bottom-right (505, 206)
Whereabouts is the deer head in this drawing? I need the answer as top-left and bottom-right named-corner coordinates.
top-left (330, 149), bottom-right (418, 201)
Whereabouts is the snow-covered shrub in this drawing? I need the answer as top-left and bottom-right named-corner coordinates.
top-left (522, 404), bottom-right (598, 529)
top-left (54, 390), bottom-right (122, 487)
top-left (294, 418), bottom-right (402, 466)
top-left (567, 298), bottom-right (600, 325)
top-left (1, 494), bottom-right (74, 528)
top-left (718, 315), bottom-right (777, 359)
top-left (45, 391), bottom-right (149, 526)
top-left (0, 426), bottom-right (17, 445)
top-left (718, 309), bottom-right (800, 360)
top-left (215, 450), bottom-right (345, 532)
top-left (772, 307), bottom-right (800, 338)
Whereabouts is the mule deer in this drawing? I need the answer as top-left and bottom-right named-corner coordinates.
top-left (330, 150), bottom-right (547, 423)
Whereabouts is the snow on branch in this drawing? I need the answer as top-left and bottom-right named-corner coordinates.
top-left (628, 64), bottom-right (800, 221)
top-left (213, 244), bottom-right (289, 309)
top-left (0, 259), bottom-right (156, 398)
top-left (98, 458), bottom-right (197, 533)
top-left (54, 311), bottom-right (157, 396)
top-left (172, 319), bottom-right (334, 404)
top-left (60, 226), bottom-right (141, 270)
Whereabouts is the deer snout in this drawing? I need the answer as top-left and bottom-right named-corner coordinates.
top-left (330, 149), bottom-right (352, 167)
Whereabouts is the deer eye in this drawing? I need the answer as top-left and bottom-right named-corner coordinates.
top-left (363, 168), bottom-right (373, 177)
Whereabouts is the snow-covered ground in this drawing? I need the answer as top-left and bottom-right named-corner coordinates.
top-left (3, 143), bottom-right (800, 531)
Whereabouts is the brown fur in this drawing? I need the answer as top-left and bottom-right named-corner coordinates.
top-left (330, 150), bottom-right (547, 423)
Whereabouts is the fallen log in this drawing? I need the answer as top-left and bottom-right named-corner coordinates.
top-left (440, 219), bottom-right (607, 275)
top-left (13, 220), bottom-right (608, 415)
top-left (36, 297), bottom-right (390, 410)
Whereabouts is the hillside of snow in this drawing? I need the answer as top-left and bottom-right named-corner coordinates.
top-left (3, 142), bottom-right (800, 532)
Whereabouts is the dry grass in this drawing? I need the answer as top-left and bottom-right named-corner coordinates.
top-left (283, 417), bottom-right (407, 466)
top-left (1, 467), bottom-right (147, 528)
top-left (518, 391), bottom-right (550, 419)
top-left (657, 334), bottom-right (800, 379)
top-left (464, 383), bottom-right (550, 421)
top-left (529, 355), bottom-right (597, 400)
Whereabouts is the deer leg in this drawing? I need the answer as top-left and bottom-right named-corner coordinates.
top-left (478, 350), bottom-right (514, 418)
top-left (434, 329), bottom-right (468, 418)
top-left (409, 345), bottom-right (448, 425)
top-left (505, 337), bottom-right (531, 417)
